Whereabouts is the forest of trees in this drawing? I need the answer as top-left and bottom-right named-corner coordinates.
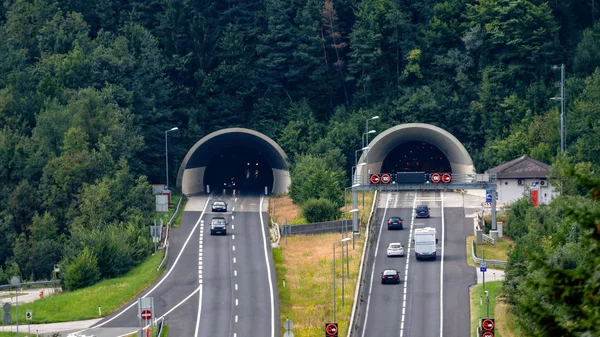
top-left (0, 0), bottom-right (599, 332)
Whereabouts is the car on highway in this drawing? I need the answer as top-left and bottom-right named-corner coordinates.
top-left (387, 216), bottom-right (404, 230)
top-left (210, 217), bottom-right (228, 235)
top-left (381, 269), bottom-right (401, 284)
top-left (386, 243), bottom-right (404, 257)
top-left (415, 204), bottom-right (430, 218)
top-left (212, 201), bottom-right (228, 212)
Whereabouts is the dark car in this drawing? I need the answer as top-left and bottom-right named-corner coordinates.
top-left (210, 217), bottom-right (227, 235)
top-left (415, 204), bottom-right (430, 218)
top-left (212, 201), bottom-right (228, 212)
top-left (387, 217), bottom-right (404, 230)
top-left (381, 269), bottom-right (401, 284)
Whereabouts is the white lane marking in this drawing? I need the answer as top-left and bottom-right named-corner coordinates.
top-left (440, 191), bottom-right (445, 337)
top-left (361, 192), bottom-right (392, 337)
top-left (234, 333), bottom-right (237, 337)
top-left (194, 285), bottom-right (203, 336)
top-left (232, 235), bottom-right (235, 240)
top-left (233, 245), bottom-right (236, 251)
top-left (117, 286), bottom-right (202, 337)
top-left (235, 284), bottom-right (238, 290)
top-left (235, 315), bottom-right (238, 322)
top-left (235, 198), bottom-right (238, 202)
top-left (232, 215), bottom-right (235, 220)
top-left (233, 207), bottom-right (235, 212)
top-left (86, 196), bottom-right (211, 331)
top-left (400, 192), bottom-right (418, 337)
top-left (234, 270), bottom-right (237, 276)
top-left (236, 298), bottom-right (239, 306)
top-left (232, 224), bottom-right (235, 230)
top-left (259, 195), bottom-right (276, 337)
top-left (233, 257), bottom-right (237, 263)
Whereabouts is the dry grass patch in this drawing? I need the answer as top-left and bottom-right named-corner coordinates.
top-left (495, 300), bottom-right (522, 337)
top-left (276, 232), bottom-right (365, 336)
top-left (271, 194), bottom-right (305, 224)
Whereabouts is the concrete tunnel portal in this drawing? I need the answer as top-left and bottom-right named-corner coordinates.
top-left (177, 128), bottom-right (291, 196)
top-left (358, 123), bottom-right (475, 179)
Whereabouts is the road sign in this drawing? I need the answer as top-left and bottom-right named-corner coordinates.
top-left (25, 310), bottom-right (32, 321)
top-left (441, 173), bottom-right (452, 183)
top-left (141, 309), bottom-right (152, 320)
top-left (284, 318), bottom-right (294, 330)
top-left (2, 302), bottom-right (10, 313)
top-left (370, 174), bottom-right (381, 184)
top-left (283, 332), bottom-right (295, 337)
top-left (480, 262), bottom-right (487, 272)
top-left (325, 322), bottom-right (338, 336)
top-left (486, 190), bottom-right (492, 203)
top-left (2, 312), bottom-right (10, 324)
top-left (430, 173), bottom-right (441, 184)
top-left (10, 276), bottom-right (20, 286)
top-left (381, 173), bottom-right (391, 184)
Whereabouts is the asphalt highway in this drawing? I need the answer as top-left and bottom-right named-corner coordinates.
top-left (357, 191), bottom-right (475, 337)
top-left (71, 194), bottom-right (278, 337)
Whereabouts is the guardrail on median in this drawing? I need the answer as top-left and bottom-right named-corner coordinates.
top-left (471, 241), bottom-right (507, 267)
top-left (482, 234), bottom-right (496, 245)
top-left (348, 190), bottom-right (378, 337)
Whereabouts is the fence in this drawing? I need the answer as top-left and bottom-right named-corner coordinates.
top-left (279, 219), bottom-right (351, 236)
top-left (470, 241), bottom-right (507, 267)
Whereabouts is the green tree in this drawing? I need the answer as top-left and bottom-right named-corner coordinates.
top-left (301, 198), bottom-right (338, 223)
top-left (289, 154), bottom-right (344, 206)
top-left (63, 246), bottom-right (101, 291)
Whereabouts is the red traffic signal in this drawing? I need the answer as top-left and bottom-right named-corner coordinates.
top-left (325, 322), bottom-right (338, 336)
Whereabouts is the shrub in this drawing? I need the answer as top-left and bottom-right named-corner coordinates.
top-left (301, 198), bottom-right (338, 223)
top-left (63, 247), bottom-right (101, 291)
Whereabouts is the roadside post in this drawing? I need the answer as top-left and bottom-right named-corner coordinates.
top-left (10, 276), bottom-right (20, 334)
top-left (283, 317), bottom-right (294, 337)
top-left (480, 249), bottom-right (487, 291)
top-left (137, 297), bottom-right (154, 337)
top-left (26, 309), bottom-right (32, 335)
top-left (2, 302), bottom-right (11, 331)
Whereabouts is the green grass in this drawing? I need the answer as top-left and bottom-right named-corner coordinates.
top-left (11, 253), bottom-right (165, 324)
top-left (465, 236), bottom-right (512, 269)
top-left (155, 192), bottom-right (183, 228)
top-left (125, 324), bottom-right (168, 337)
top-left (470, 281), bottom-right (504, 337)
top-left (0, 332), bottom-right (31, 337)
top-left (0, 293), bottom-right (26, 299)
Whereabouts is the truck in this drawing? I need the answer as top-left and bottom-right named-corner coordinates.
top-left (413, 227), bottom-right (438, 260)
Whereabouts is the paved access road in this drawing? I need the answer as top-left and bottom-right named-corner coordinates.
top-left (70, 194), bottom-right (278, 337)
top-left (356, 191), bottom-right (475, 337)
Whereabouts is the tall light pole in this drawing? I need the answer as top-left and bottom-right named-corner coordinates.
top-left (362, 130), bottom-right (376, 149)
top-left (364, 116), bottom-right (379, 175)
top-left (551, 64), bottom-right (565, 153)
top-left (333, 237), bottom-right (352, 320)
top-left (164, 127), bottom-right (179, 189)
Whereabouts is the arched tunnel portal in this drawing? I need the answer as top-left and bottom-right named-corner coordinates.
top-left (357, 123), bottom-right (475, 179)
top-left (177, 128), bottom-right (290, 196)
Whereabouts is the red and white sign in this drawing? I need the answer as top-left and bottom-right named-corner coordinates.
top-left (141, 309), bottom-right (152, 320)
top-left (441, 173), bottom-right (452, 183)
top-left (381, 174), bottom-right (391, 184)
top-left (430, 173), bottom-right (441, 184)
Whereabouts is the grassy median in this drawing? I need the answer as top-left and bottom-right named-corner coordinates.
top-left (11, 252), bottom-right (165, 324)
top-left (465, 236), bottom-right (512, 268)
top-left (275, 232), bottom-right (365, 336)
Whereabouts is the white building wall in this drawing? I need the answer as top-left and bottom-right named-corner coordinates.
top-left (496, 179), bottom-right (557, 205)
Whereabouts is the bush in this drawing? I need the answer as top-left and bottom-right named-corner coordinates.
top-left (301, 198), bottom-right (338, 223)
top-left (63, 247), bottom-right (101, 291)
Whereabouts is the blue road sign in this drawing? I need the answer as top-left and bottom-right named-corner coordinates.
top-left (480, 262), bottom-right (487, 272)
top-left (485, 190), bottom-right (492, 203)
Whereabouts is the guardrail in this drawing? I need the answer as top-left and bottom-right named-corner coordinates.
top-left (348, 190), bottom-right (379, 337)
top-left (0, 280), bottom-right (61, 291)
top-left (482, 234), bottom-right (496, 245)
top-left (470, 241), bottom-right (507, 267)
top-left (157, 196), bottom-right (183, 271)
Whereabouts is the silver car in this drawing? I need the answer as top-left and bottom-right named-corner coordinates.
top-left (386, 243), bottom-right (405, 257)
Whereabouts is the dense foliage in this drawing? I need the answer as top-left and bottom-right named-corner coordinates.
top-left (0, 0), bottom-right (598, 306)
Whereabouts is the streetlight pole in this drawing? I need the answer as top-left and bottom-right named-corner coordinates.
top-left (551, 64), bottom-right (566, 153)
top-left (484, 290), bottom-right (489, 317)
top-left (364, 116), bottom-right (379, 178)
top-left (164, 127), bottom-right (179, 190)
top-left (333, 238), bottom-right (351, 310)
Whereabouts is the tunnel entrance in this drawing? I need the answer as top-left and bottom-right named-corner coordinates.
top-left (204, 146), bottom-right (274, 194)
top-left (381, 141), bottom-right (452, 174)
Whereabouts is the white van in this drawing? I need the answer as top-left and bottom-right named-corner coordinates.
top-left (413, 227), bottom-right (438, 260)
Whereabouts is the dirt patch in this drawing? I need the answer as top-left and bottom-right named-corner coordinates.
top-left (270, 195), bottom-right (303, 224)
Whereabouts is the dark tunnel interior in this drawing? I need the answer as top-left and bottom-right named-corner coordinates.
top-left (381, 141), bottom-right (452, 174)
top-left (204, 146), bottom-right (274, 194)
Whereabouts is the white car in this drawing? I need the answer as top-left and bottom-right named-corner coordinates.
top-left (387, 243), bottom-right (405, 257)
